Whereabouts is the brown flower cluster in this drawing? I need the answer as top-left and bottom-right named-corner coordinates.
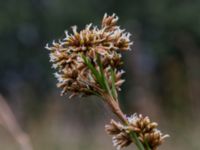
top-left (105, 119), bottom-right (131, 150)
top-left (46, 13), bottom-right (132, 98)
top-left (105, 114), bottom-right (169, 150)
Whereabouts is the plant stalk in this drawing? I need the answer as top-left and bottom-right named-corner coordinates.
top-left (102, 93), bottom-right (149, 150)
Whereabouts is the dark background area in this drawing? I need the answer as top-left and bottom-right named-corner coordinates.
top-left (0, 0), bottom-right (200, 149)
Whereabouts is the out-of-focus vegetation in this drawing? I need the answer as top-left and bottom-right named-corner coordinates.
top-left (0, 0), bottom-right (200, 149)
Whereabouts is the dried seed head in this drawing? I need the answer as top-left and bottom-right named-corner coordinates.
top-left (46, 13), bottom-right (132, 98)
top-left (127, 114), bottom-right (169, 150)
top-left (102, 13), bottom-right (119, 31)
top-left (105, 119), bottom-right (124, 135)
top-left (127, 114), bottom-right (158, 133)
top-left (143, 130), bottom-right (169, 150)
top-left (105, 119), bottom-right (131, 149)
top-left (112, 132), bottom-right (132, 150)
top-left (105, 115), bottom-right (169, 150)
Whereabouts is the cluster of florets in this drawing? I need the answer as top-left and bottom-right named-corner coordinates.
top-left (105, 114), bottom-right (169, 150)
top-left (46, 13), bottom-right (132, 98)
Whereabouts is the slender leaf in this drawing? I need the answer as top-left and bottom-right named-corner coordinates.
top-left (129, 132), bottom-right (145, 150)
top-left (144, 139), bottom-right (151, 150)
top-left (96, 54), bottom-right (112, 96)
top-left (80, 54), bottom-right (105, 90)
top-left (110, 67), bottom-right (118, 99)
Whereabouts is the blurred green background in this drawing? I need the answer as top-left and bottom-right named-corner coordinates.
top-left (0, 0), bottom-right (200, 149)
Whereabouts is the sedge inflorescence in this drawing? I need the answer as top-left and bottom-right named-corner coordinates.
top-left (46, 13), bottom-right (132, 98)
top-left (46, 13), bottom-right (169, 150)
top-left (105, 113), bottom-right (169, 150)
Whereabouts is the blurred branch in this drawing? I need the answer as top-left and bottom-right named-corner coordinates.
top-left (0, 94), bottom-right (33, 150)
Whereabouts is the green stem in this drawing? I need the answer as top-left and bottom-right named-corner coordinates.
top-left (129, 130), bottom-right (145, 150)
top-left (144, 139), bottom-right (151, 150)
top-left (130, 132), bottom-right (152, 150)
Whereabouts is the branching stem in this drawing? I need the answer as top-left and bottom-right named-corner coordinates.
top-left (101, 93), bottom-right (149, 150)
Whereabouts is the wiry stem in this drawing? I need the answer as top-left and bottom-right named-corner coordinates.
top-left (102, 93), bottom-right (127, 123)
top-left (144, 140), bottom-right (152, 150)
top-left (130, 132), bottom-right (145, 150)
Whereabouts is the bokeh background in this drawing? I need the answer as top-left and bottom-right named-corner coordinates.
top-left (0, 0), bottom-right (200, 149)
